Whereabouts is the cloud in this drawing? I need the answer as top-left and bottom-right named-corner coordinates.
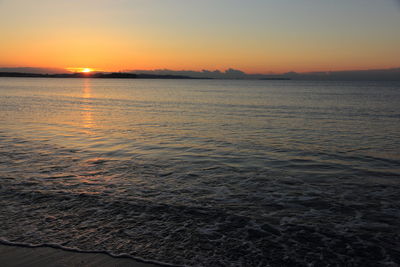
top-left (128, 68), bottom-right (258, 79)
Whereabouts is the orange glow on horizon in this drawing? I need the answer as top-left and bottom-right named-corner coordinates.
top-left (67, 67), bottom-right (95, 73)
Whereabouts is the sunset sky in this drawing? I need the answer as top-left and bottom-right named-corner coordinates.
top-left (1, 0), bottom-right (399, 73)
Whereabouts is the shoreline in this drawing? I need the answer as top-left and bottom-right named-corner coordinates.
top-left (0, 243), bottom-right (164, 267)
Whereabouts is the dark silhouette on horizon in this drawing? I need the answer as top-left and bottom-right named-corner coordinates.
top-left (1, 67), bottom-right (399, 81)
top-left (128, 68), bottom-right (400, 81)
top-left (0, 72), bottom-right (212, 80)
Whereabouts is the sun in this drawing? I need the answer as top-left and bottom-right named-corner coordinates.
top-left (66, 67), bottom-right (95, 73)
top-left (81, 68), bottom-right (93, 73)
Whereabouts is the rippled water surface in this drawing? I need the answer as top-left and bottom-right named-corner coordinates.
top-left (1, 78), bottom-right (400, 266)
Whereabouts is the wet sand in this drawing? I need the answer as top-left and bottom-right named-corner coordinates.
top-left (0, 245), bottom-right (160, 267)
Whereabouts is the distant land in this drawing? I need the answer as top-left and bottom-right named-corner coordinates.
top-left (0, 72), bottom-right (209, 80)
top-left (0, 67), bottom-right (399, 81)
top-left (0, 70), bottom-right (288, 80)
top-left (128, 68), bottom-right (400, 81)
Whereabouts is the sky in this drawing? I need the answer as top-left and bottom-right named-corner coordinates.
top-left (0, 0), bottom-right (399, 73)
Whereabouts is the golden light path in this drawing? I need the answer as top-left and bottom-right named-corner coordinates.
top-left (81, 79), bottom-right (95, 134)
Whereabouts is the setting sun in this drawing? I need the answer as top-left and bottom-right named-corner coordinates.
top-left (82, 68), bottom-right (92, 73)
top-left (66, 67), bottom-right (94, 73)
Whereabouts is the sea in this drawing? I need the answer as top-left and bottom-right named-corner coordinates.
top-left (0, 78), bottom-right (399, 266)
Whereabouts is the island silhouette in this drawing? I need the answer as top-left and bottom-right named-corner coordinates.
top-left (1, 67), bottom-right (399, 80)
top-left (0, 71), bottom-right (291, 80)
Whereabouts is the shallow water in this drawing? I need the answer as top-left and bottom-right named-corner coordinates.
top-left (1, 78), bottom-right (400, 266)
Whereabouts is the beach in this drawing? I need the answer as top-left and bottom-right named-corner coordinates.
top-left (0, 245), bottom-right (159, 267)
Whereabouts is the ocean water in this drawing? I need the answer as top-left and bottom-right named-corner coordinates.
top-left (0, 78), bottom-right (399, 266)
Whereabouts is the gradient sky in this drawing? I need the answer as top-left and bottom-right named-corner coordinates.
top-left (1, 0), bottom-right (399, 73)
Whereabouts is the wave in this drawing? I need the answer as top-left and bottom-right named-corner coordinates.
top-left (1, 79), bottom-right (400, 265)
top-left (1, 184), bottom-right (399, 266)
top-left (0, 239), bottom-right (176, 267)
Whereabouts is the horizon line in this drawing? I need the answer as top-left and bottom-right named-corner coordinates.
top-left (0, 66), bottom-right (399, 75)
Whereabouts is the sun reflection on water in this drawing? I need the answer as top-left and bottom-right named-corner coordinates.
top-left (81, 79), bottom-right (95, 134)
